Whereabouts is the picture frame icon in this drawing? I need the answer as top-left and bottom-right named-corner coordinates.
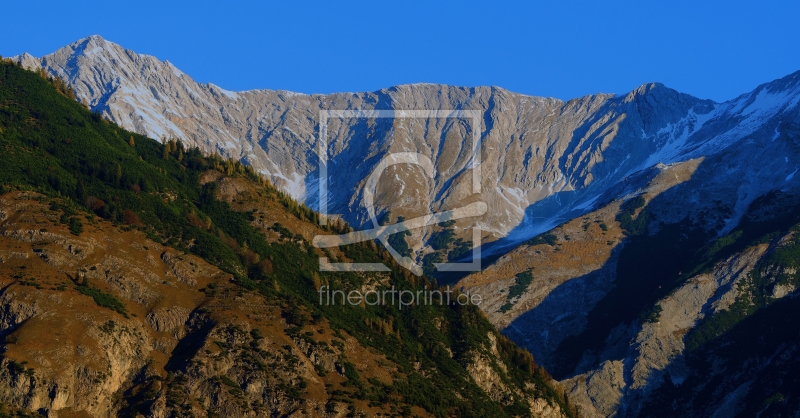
top-left (313, 110), bottom-right (485, 276)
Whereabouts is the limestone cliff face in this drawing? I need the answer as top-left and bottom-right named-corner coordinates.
top-left (465, 332), bottom-right (568, 418)
top-left (16, 37), bottom-right (800, 267)
top-left (19, 36), bottom-right (786, 251)
top-left (561, 242), bottom-right (771, 417)
top-left (465, 219), bottom-right (796, 418)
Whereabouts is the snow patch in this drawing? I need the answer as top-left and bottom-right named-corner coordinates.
top-left (271, 171), bottom-right (306, 200)
top-left (785, 168), bottom-right (798, 182)
top-left (394, 172), bottom-right (406, 195)
top-left (495, 187), bottom-right (526, 215)
top-left (641, 107), bottom-right (719, 168)
top-left (741, 88), bottom-right (792, 118)
top-left (278, 90), bottom-right (308, 97)
top-left (208, 83), bottom-right (239, 100)
top-left (166, 61), bottom-right (185, 78)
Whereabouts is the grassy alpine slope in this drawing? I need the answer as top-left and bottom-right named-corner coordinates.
top-left (0, 60), bottom-right (575, 417)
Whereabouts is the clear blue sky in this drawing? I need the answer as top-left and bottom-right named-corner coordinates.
top-left (3, 1), bottom-right (799, 102)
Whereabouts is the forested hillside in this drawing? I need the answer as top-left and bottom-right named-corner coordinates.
top-left (0, 60), bottom-right (575, 417)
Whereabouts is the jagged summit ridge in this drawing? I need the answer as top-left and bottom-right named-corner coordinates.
top-left (11, 37), bottom-right (800, 251)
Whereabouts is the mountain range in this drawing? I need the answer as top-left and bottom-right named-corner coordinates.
top-left (0, 57), bottom-right (576, 417)
top-left (7, 35), bottom-right (800, 417)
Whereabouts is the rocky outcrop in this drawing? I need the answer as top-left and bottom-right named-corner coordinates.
top-left (0, 288), bottom-right (41, 332)
top-left (465, 332), bottom-right (512, 403)
top-left (466, 332), bottom-right (568, 418)
top-left (0, 189), bottom-right (573, 417)
top-left (559, 239), bottom-right (785, 417)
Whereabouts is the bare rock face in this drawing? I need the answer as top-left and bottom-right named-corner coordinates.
top-left (8, 36), bottom-right (800, 252)
top-left (562, 360), bottom-right (625, 418)
top-left (465, 332), bottom-right (512, 403)
top-left (0, 189), bottom-right (575, 417)
top-left (0, 289), bottom-right (41, 332)
top-left (465, 332), bottom-right (568, 418)
top-left (551, 235), bottom-right (793, 418)
top-left (146, 306), bottom-right (191, 335)
top-left (20, 36), bottom-right (799, 253)
top-left (15, 37), bottom-right (800, 267)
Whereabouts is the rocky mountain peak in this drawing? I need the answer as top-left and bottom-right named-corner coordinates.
top-left (11, 37), bottom-right (800, 257)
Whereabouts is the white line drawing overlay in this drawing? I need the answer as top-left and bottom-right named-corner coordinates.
top-left (313, 110), bottom-right (485, 275)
